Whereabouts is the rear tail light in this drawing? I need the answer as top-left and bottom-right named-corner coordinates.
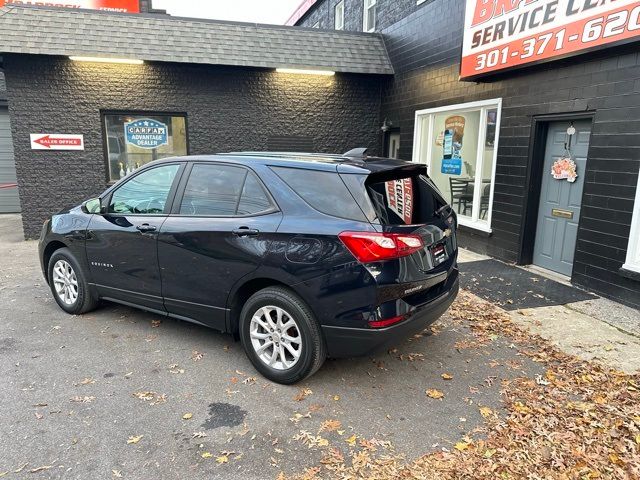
top-left (369, 315), bottom-right (406, 328)
top-left (338, 231), bottom-right (424, 263)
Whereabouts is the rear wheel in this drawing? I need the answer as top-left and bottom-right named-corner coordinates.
top-left (239, 287), bottom-right (326, 384)
top-left (48, 248), bottom-right (98, 315)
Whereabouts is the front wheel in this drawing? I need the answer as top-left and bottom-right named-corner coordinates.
top-left (239, 287), bottom-right (326, 384)
top-left (48, 248), bottom-right (98, 315)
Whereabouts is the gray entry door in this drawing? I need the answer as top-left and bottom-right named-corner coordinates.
top-left (533, 120), bottom-right (591, 276)
top-left (0, 106), bottom-right (20, 213)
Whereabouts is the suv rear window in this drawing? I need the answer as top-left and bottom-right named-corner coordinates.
top-left (342, 173), bottom-right (446, 226)
top-left (271, 167), bottom-right (367, 222)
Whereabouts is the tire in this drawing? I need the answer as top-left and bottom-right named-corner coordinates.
top-left (48, 247), bottom-right (98, 315)
top-left (239, 287), bottom-right (326, 385)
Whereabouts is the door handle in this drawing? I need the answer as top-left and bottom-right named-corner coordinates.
top-left (232, 227), bottom-right (260, 237)
top-left (136, 223), bottom-right (157, 233)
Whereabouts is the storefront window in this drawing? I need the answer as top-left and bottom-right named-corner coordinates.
top-left (413, 99), bottom-right (501, 232)
top-left (103, 113), bottom-right (187, 182)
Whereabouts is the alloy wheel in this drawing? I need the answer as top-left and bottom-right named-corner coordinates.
top-left (249, 306), bottom-right (302, 370)
top-left (52, 259), bottom-right (79, 306)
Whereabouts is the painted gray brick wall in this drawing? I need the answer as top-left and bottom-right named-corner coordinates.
top-left (0, 72), bottom-right (6, 101)
top-left (297, 0), bottom-right (430, 32)
top-left (378, 0), bottom-right (640, 307)
top-left (3, 54), bottom-right (382, 239)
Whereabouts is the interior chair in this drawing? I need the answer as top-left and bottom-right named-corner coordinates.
top-left (449, 178), bottom-right (473, 216)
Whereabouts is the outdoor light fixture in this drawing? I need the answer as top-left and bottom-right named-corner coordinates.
top-left (276, 68), bottom-right (335, 76)
top-left (69, 56), bottom-right (144, 65)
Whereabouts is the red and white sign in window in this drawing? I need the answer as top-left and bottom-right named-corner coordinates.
top-left (461, 0), bottom-right (640, 80)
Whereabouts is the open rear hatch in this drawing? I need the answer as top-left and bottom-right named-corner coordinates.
top-left (339, 163), bottom-right (457, 275)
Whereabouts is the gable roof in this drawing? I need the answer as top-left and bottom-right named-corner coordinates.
top-left (0, 5), bottom-right (393, 75)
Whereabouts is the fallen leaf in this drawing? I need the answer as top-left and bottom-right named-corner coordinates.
top-left (289, 412), bottom-right (312, 424)
top-left (182, 413), bottom-right (193, 420)
top-left (192, 432), bottom-right (208, 438)
top-left (127, 435), bottom-right (143, 444)
top-left (333, 395), bottom-right (340, 401)
top-left (201, 452), bottom-right (213, 459)
top-left (426, 389), bottom-right (444, 399)
top-left (191, 350), bottom-right (204, 361)
top-left (75, 377), bottom-right (95, 386)
top-left (112, 470), bottom-right (123, 478)
top-left (294, 387), bottom-right (313, 401)
top-left (479, 406), bottom-right (493, 418)
top-left (30, 465), bottom-right (53, 473)
top-left (151, 319), bottom-right (162, 328)
top-left (441, 373), bottom-right (453, 380)
top-left (319, 419), bottom-right (342, 432)
top-left (345, 434), bottom-right (357, 446)
top-left (70, 395), bottom-right (95, 403)
top-left (454, 441), bottom-right (471, 451)
top-left (132, 391), bottom-right (155, 401)
top-left (216, 455), bottom-right (229, 464)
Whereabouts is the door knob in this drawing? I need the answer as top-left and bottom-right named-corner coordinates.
top-left (136, 224), bottom-right (157, 233)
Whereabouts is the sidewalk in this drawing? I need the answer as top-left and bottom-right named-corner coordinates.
top-left (458, 248), bottom-right (640, 374)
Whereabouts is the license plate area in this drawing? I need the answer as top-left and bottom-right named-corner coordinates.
top-left (429, 242), bottom-right (448, 266)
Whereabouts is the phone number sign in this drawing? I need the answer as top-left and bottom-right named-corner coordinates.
top-left (461, 0), bottom-right (640, 80)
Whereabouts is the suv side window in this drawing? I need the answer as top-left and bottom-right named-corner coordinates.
top-left (179, 164), bottom-right (273, 216)
top-left (271, 166), bottom-right (367, 221)
top-left (109, 164), bottom-right (180, 214)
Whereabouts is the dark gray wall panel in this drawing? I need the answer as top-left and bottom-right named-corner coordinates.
top-left (4, 54), bottom-right (382, 239)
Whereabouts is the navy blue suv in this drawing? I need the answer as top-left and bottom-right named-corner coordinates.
top-left (39, 151), bottom-right (459, 384)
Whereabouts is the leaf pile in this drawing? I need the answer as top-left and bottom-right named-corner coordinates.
top-left (284, 290), bottom-right (640, 479)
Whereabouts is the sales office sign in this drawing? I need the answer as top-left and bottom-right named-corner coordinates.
top-left (461, 0), bottom-right (640, 80)
top-left (30, 134), bottom-right (84, 151)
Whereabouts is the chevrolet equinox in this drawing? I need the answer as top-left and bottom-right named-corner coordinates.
top-left (39, 151), bottom-right (459, 384)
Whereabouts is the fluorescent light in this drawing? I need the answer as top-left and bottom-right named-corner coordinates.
top-left (276, 68), bottom-right (335, 76)
top-left (69, 56), bottom-right (144, 65)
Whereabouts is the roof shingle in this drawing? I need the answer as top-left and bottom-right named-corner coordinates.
top-left (0, 6), bottom-right (394, 75)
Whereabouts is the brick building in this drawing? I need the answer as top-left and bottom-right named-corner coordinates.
top-left (290, 0), bottom-right (640, 308)
top-left (0, 0), bottom-right (639, 307)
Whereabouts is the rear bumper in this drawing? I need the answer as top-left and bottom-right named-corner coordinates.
top-left (322, 270), bottom-right (459, 358)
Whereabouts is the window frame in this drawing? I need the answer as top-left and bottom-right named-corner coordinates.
top-left (412, 98), bottom-right (503, 233)
top-left (102, 162), bottom-right (186, 217)
top-left (100, 110), bottom-right (190, 185)
top-left (622, 167), bottom-right (640, 274)
top-left (171, 162), bottom-right (280, 218)
top-left (363, 0), bottom-right (377, 32)
top-left (334, 0), bottom-right (344, 30)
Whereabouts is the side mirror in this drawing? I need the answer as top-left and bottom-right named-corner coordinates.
top-left (82, 197), bottom-right (104, 214)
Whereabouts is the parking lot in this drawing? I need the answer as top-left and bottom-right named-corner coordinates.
top-left (0, 214), bottom-right (540, 479)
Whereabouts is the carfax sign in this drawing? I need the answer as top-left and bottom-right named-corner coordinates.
top-left (125, 119), bottom-right (169, 149)
top-left (461, 0), bottom-right (640, 80)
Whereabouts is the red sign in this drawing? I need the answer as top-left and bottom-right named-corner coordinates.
top-left (461, 0), bottom-right (640, 80)
top-left (285, 0), bottom-right (318, 26)
top-left (0, 0), bottom-right (140, 13)
top-left (30, 134), bottom-right (85, 151)
top-left (385, 178), bottom-right (414, 225)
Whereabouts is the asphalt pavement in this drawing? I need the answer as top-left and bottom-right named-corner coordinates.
top-left (0, 214), bottom-right (539, 479)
